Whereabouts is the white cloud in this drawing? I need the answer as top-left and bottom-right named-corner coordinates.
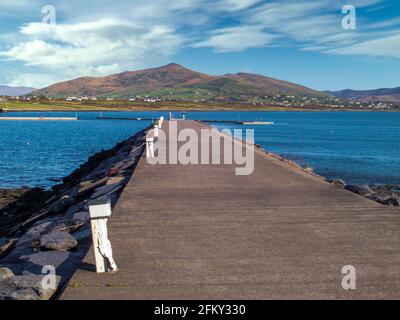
top-left (218, 0), bottom-right (262, 11)
top-left (8, 73), bottom-right (64, 89)
top-left (0, 0), bottom-right (31, 8)
top-left (0, 0), bottom-right (398, 87)
top-left (0, 19), bottom-right (184, 86)
top-left (326, 33), bottom-right (400, 58)
top-left (366, 17), bottom-right (400, 29)
top-left (193, 26), bottom-right (278, 52)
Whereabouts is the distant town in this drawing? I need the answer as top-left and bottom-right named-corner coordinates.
top-left (1, 93), bottom-right (399, 112)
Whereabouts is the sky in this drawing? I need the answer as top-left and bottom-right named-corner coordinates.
top-left (0, 0), bottom-right (399, 91)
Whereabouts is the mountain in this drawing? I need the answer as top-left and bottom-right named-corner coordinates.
top-left (34, 63), bottom-right (328, 101)
top-left (0, 86), bottom-right (36, 96)
top-left (326, 87), bottom-right (400, 103)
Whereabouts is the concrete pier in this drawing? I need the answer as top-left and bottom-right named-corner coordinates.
top-left (61, 120), bottom-right (400, 299)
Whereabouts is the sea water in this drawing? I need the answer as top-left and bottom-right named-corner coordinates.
top-left (0, 111), bottom-right (399, 188)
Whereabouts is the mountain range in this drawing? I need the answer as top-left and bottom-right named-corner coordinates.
top-left (326, 87), bottom-right (400, 103)
top-left (0, 86), bottom-right (36, 97)
top-left (34, 63), bottom-right (328, 101)
top-left (10, 63), bottom-right (398, 104)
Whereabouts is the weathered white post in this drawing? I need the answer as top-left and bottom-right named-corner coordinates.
top-left (153, 124), bottom-right (159, 138)
top-left (146, 137), bottom-right (154, 158)
top-left (158, 116), bottom-right (164, 128)
top-left (88, 198), bottom-right (118, 273)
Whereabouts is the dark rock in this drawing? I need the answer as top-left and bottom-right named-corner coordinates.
top-left (78, 177), bottom-right (108, 196)
top-left (106, 176), bottom-right (127, 186)
top-left (345, 184), bottom-right (373, 196)
top-left (0, 239), bottom-right (17, 259)
top-left (48, 195), bottom-right (75, 214)
top-left (0, 283), bottom-right (40, 300)
top-left (28, 221), bottom-right (55, 235)
top-left (381, 197), bottom-right (400, 207)
top-left (64, 200), bottom-right (87, 218)
top-left (2, 223), bottom-right (55, 261)
top-left (0, 267), bottom-right (14, 280)
top-left (72, 227), bottom-right (92, 242)
top-left (40, 231), bottom-right (77, 251)
top-left (367, 193), bottom-right (389, 203)
top-left (0, 274), bottom-right (60, 300)
top-left (71, 211), bottom-right (89, 225)
top-left (91, 184), bottom-right (123, 199)
top-left (20, 250), bottom-right (85, 282)
top-left (20, 210), bottom-right (53, 231)
top-left (0, 187), bottom-right (52, 236)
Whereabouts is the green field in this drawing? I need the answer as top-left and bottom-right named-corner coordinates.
top-left (1, 100), bottom-right (305, 112)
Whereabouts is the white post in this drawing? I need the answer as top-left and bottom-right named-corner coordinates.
top-left (146, 137), bottom-right (154, 158)
top-left (153, 125), bottom-right (159, 138)
top-left (159, 116), bottom-right (164, 128)
top-left (88, 198), bottom-right (118, 273)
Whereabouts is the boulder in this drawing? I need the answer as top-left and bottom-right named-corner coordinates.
top-left (48, 195), bottom-right (75, 214)
top-left (381, 197), bottom-right (400, 207)
top-left (71, 211), bottom-right (90, 225)
top-left (345, 184), bottom-right (373, 196)
top-left (28, 221), bottom-right (54, 235)
top-left (367, 193), bottom-right (389, 204)
top-left (91, 184), bottom-right (123, 199)
top-left (20, 251), bottom-right (84, 281)
top-left (64, 200), bottom-right (87, 218)
top-left (0, 282), bottom-right (40, 300)
top-left (0, 239), bottom-right (17, 259)
top-left (106, 176), bottom-right (127, 186)
top-left (78, 177), bottom-right (108, 196)
top-left (0, 274), bottom-right (60, 300)
top-left (2, 224), bottom-right (55, 261)
top-left (40, 231), bottom-right (77, 251)
top-left (0, 268), bottom-right (14, 280)
top-left (72, 226), bottom-right (92, 242)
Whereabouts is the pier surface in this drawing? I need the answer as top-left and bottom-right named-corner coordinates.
top-left (61, 120), bottom-right (400, 299)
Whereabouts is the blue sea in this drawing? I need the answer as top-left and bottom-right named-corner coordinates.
top-left (0, 111), bottom-right (399, 188)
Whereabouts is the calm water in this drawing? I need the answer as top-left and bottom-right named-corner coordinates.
top-left (0, 111), bottom-right (399, 188)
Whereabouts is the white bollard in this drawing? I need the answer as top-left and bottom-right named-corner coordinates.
top-left (153, 125), bottom-right (159, 138)
top-left (146, 137), bottom-right (154, 158)
top-left (159, 116), bottom-right (164, 128)
top-left (88, 198), bottom-right (118, 273)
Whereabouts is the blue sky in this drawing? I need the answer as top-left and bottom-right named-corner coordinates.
top-left (0, 0), bottom-right (399, 91)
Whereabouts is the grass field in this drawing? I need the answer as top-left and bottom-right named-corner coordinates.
top-left (1, 100), bottom-right (305, 112)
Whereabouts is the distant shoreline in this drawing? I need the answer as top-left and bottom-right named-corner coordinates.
top-left (3, 108), bottom-right (400, 113)
top-left (2, 99), bottom-right (399, 112)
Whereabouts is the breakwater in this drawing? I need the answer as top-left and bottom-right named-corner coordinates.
top-left (0, 126), bottom-right (149, 300)
top-left (61, 120), bottom-right (400, 300)
top-left (0, 117), bottom-right (78, 121)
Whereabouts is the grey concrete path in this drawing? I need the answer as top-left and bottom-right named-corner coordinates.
top-left (61, 120), bottom-right (400, 299)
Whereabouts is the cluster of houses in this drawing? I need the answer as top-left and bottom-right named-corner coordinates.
top-left (261, 94), bottom-right (398, 110)
top-left (0, 95), bottom-right (34, 101)
top-left (64, 96), bottom-right (163, 103)
top-left (66, 96), bottom-right (98, 101)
